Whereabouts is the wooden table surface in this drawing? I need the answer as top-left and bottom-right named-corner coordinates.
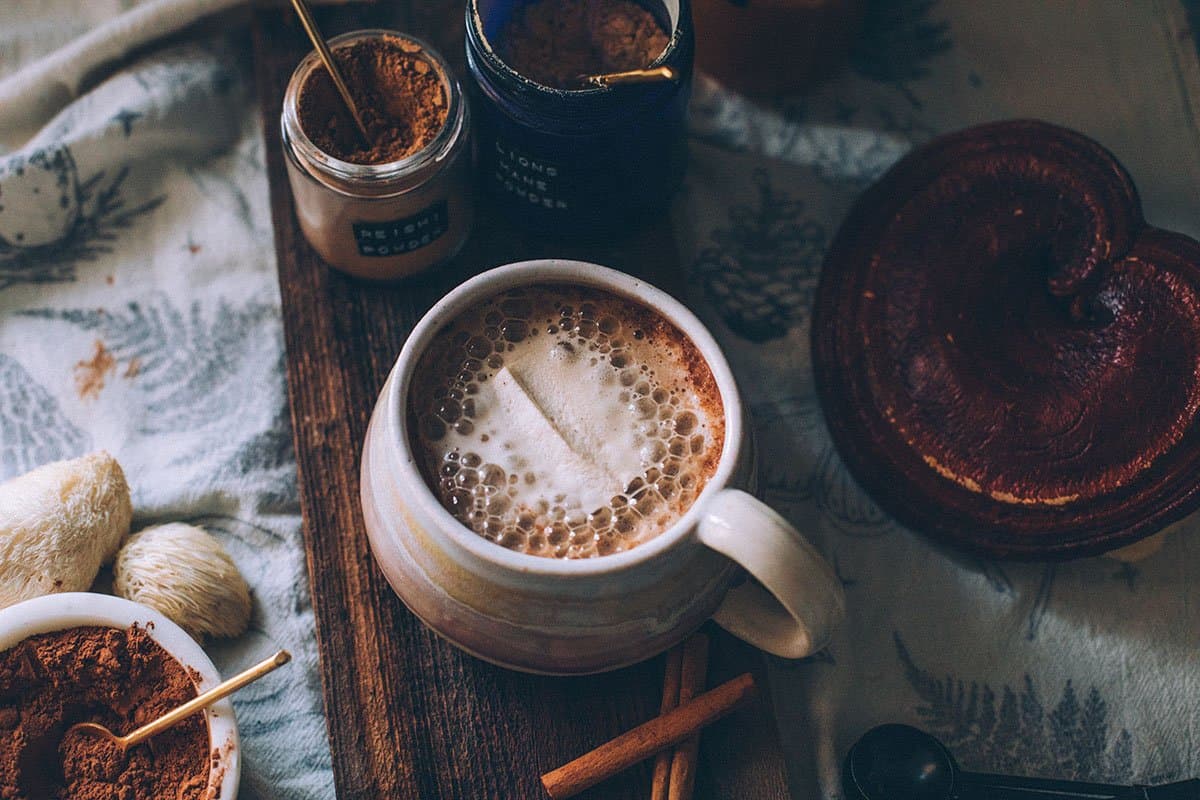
top-left (252, 4), bottom-right (794, 797)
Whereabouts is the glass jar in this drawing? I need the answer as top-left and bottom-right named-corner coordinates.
top-left (465, 0), bottom-right (693, 236)
top-left (282, 30), bottom-right (472, 281)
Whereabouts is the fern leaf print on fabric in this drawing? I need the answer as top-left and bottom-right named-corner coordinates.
top-left (0, 145), bottom-right (164, 290)
top-left (24, 295), bottom-right (277, 435)
top-left (219, 367), bottom-right (299, 510)
top-left (0, 354), bottom-right (90, 480)
top-left (895, 633), bottom-right (1137, 782)
top-left (694, 169), bottom-right (828, 342)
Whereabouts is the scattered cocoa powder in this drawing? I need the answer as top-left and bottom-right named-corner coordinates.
top-left (298, 36), bottom-right (448, 165)
top-left (74, 340), bottom-right (115, 401)
top-left (499, 0), bottom-right (670, 89)
top-left (0, 625), bottom-right (209, 800)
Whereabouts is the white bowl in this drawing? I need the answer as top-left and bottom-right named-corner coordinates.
top-left (0, 593), bottom-right (239, 798)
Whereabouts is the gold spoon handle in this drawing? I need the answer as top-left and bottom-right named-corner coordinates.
top-left (288, 0), bottom-right (371, 142)
top-left (579, 66), bottom-right (680, 89)
top-left (123, 650), bottom-right (292, 749)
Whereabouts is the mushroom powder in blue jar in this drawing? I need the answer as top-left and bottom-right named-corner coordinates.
top-left (465, 0), bottom-right (693, 236)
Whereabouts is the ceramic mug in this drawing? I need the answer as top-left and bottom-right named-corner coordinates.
top-left (361, 260), bottom-right (845, 674)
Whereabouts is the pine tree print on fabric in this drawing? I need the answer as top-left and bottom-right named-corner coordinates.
top-left (693, 170), bottom-right (828, 342)
top-left (895, 633), bottom-right (1135, 782)
top-left (0, 145), bottom-right (164, 290)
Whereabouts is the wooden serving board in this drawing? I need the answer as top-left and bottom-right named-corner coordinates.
top-left (253, 5), bottom-right (794, 798)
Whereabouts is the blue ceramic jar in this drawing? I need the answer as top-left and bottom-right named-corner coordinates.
top-left (465, 0), bottom-right (693, 236)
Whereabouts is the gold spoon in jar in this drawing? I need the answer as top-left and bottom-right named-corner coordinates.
top-left (288, 0), bottom-right (371, 143)
top-left (66, 650), bottom-right (291, 753)
top-left (578, 65), bottom-right (680, 89)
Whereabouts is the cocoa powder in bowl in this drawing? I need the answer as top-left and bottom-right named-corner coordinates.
top-left (298, 36), bottom-right (449, 165)
top-left (499, 0), bottom-right (671, 89)
top-left (0, 625), bottom-right (209, 800)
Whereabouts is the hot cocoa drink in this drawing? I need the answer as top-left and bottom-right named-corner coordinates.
top-left (409, 285), bottom-right (724, 558)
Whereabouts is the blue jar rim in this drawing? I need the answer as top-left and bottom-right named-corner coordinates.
top-left (464, 0), bottom-right (693, 128)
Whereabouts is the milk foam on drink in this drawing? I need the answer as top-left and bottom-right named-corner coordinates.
top-left (410, 285), bottom-right (724, 559)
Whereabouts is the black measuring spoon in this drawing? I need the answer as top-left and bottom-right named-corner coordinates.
top-left (842, 724), bottom-right (1200, 800)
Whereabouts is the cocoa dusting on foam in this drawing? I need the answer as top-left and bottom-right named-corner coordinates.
top-left (410, 285), bottom-right (724, 558)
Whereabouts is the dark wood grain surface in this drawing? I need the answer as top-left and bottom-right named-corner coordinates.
top-left (252, 4), bottom-right (793, 797)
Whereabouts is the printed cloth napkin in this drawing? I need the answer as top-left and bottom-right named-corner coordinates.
top-left (1, 1), bottom-right (1199, 799)
top-left (0, 2), bottom-right (332, 798)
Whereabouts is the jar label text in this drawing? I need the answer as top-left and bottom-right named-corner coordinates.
top-left (491, 140), bottom-right (569, 210)
top-left (353, 201), bottom-right (448, 257)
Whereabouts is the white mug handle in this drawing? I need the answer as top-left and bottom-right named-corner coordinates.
top-left (698, 489), bottom-right (846, 659)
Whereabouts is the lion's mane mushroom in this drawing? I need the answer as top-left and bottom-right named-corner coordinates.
top-left (113, 523), bottom-right (252, 640)
top-left (0, 451), bottom-right (133, 608)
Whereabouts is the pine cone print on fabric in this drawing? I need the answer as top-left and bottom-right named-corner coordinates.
top-left (693, 170), bottom-right (828, 342)
top-left (0, 145), bottom-right (164, 291)
top-left (0, 146), bottom-right (80, 249)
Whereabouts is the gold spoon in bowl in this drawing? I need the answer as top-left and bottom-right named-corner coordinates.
top-left (67, 650), bottom-right (291, 753)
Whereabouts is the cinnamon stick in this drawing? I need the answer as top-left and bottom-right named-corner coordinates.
top-left (540, 672), bottom-right (758, 800)
top-left (668, 634), bottom-right (710, 800)
top-left (650, 645), bottom-right (685, 800)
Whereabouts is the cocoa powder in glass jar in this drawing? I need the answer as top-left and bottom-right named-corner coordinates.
top-left (283, 30), bottom-right (472, 281)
